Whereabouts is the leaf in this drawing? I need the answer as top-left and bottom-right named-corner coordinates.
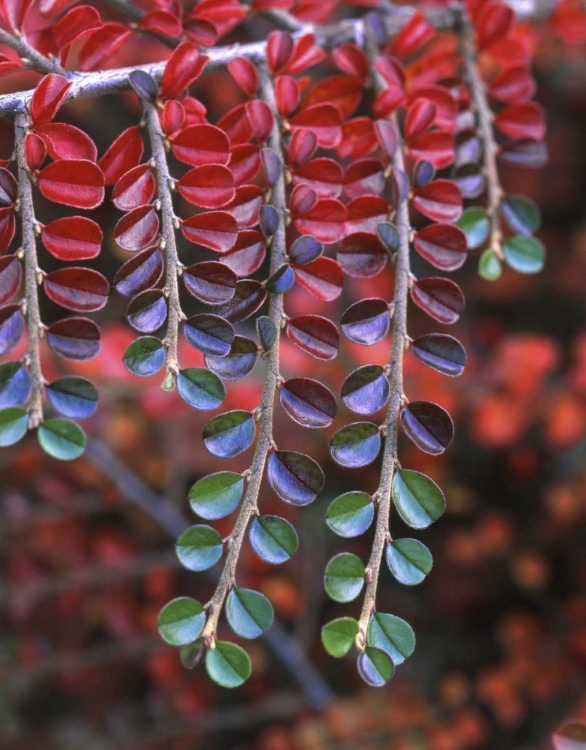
top-left (400, 401), bottom-right (454, 455)
top-left (0, 168), bottom-right (18, 205)
top-left (203, 410), bottom-right (255, 458)
top-left (330, 422), bottom-right (381, 468)
top-left (221, 229), bottom-right (265, 276)
top-left (215, 280), bottom-right (266, 324)
top-left (410, 277), bottom-right (465, 325)
top-left (46, 318), bottom-right (100, 361)
top-left (259, 205), bottom-right (280, 237)
top-left (390, 8), bottom-right (434, 55)
top-left (392, 469), bottom-right (445, 529)
top-left (367, 613), bottom-right (415, 666)
top-left (412, 179), bottom-right (462, 223)
top-left (205, 336), bottom-right (258, 381)
top-left (495, 102), bottom-right (545, 141)
top-left (377, 222), bottom-right (400, 252)
top-left (324, 553), bottom-right (365, 603)
top-left (261, 146), bottom-right (282, 186)
top-left (175, 525), bottom-right (223, 572)
top-left (286, 315), bottom-right (339, 360)
top-left (178, 164), bottom-right (235, 209)
top-left (499, 138), bottom-right (547, 169)
top-left (413, 224), bottom-right (467, 272)
top-left (326, 492), bottom-right (374, 538)
top-left (128, 70), bottom-right (158, 103)
top-left (0, 257), bottom-right (22, 305)
top-left (552, 721), bottom-right (586, 750)
top-left (290, 103), bottom-right (342, 149)
top-left (292, 257), bottom-right (344, 301)
top-left (205, 641), bottom-right (251, 689)
top-left (112, 164), bottom-right (156, 212)
top-left (114, 247), bottom-right (163, 297)
top-left (280, 377), bottom-right (337, 429)
top-left (500, 195), bottom-right (541, 236)
top-left (0, 305), bottom-right (24, 355)
top-left (357, 647), bottom-right (394, 687)
top-left (161, 42), bottom-right (209, 100)
top-left (0, 407), bottom-right (28, 447)
top-left (189, 471), bottom-right (244, 521)
top-left (171, 124), bottom-right (231, 168)
top-left (36, 123), bottom-right (98, 162)
top-left (127, 290), bottom-right (167, 333)
top-left (42, 216), bottom-right (103, 261)
top-left (180, 641), bottom-right (205, 670)
top-left (456, 207), bottom-right (489, 250)
top-left (336, 232), bottom-right (388, 278)
top-left (183, 261), bottom-right (237, 305)
top-left (478, 249), bottom-right (502, 281)
top-left (78, 22), bottom-right (132, 72)
top-left (257, 316), bottom-right (276, 352)
top-left (249, 514), bottom-right (298, 565)
top-left (411, 333), bottom-right (466, 377)
top-left (37, 418), bottom-right (86, 461)
top-left (177, 368), bottom-right (225, 411)
top-left (98, 126), bottom-right (144, 185)
top-left (341, 365), bottom-right (390, 415)
top-left (386, 538), bottom-right (433, 586)
top-left (490, 66), bottom-right (535, 103)
top-left (289, 128), bottom-right (318, 167)
top-left (53, 5), bottom-right (102, 49)
top-left (44, 268), bottom-right (109, 312)
top-left (30, 74), bottom-right (71, 127)
top-left (289, 235), bottom-right (323, 265)
top-left (158, 597), bottom-right (205, 646)
top-left (267, 264), bottom-right (295, 294)
top-left (123, 336), bottom-right (165, 377)
top-left (0, 207), bottom-right (15, 254)
top-left (46, 376), bottom-right (98, 419)
top-left (228, 56), bottom-right (258, 97)
top-left (181, 211), bottom-right (238, 254)
top-left (503, 236), bottom-right (545, 274)
top-left (293, 157), bottom-right (343, 198)
top-left (37, 159), bottom-right (104, 209)
top-left (267, 450), bottom-right (324, 506)
top-left (184, 314), bottom-right (234, 357)
top-left (0, 362), bottom-right (30, 408)
top-left (341, 298), bottom-right (390, 346)
top-left (226, 588), bottom-right (274, 639)
top-left (114, 205), bottom-right (159, 252)
top-left (321, 617), bottom-right (359, 658)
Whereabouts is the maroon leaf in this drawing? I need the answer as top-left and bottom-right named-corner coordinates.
top-left (287, 315), bottom-right (339, 360)
top-left (411, 277), bottom-right (465, 325)
top-left (171, 124), bottom-right (230, 167)
top-left (336, 232), bottom-right (388, 278)
top-left (161, 42), bottom-right (209, 99)
top-left (408, 86), bottom-right (457, 130)
top-left (293, 158), bottom-right (343, 198)
top-left (290, 184), bottom-right (318, 216)
top-left (412, 179), bottom-right (462, 223)
top-left (36, 159), bottom-right (100, 210)
top-left (390, 9), bottom-right (434, 56)
top-left (215, 280), bottom-right (266, 323)
top-left (44, 267), bottom-right (109, 312)
top-left (344, 159), bottom-right (385, 199)
top-left (275, 75), bottom-right (300, 117)
top-left (112, 164), bottom-right (156, 212)
top-left (374, 119), bottom-right (399, 160)
top-left (400, 401), bottom-right (454, 455)
top-left (113, 247), bottom-right (163, 297)
top-left (36, 123), bottom-right (98, 162)
top-left (246, 100), bottom-right (274, 141)
top-left (217, 104), bottom-right (253, 146)
top-left (413, 224), bottom-right (467, 271)
top-left (42, 216), bottom-right (103, 261)
top-left (181, 212), bottom-right (238, 253)
top-left (98, 126), bottom-right (144, 186)
top-left (303, 75), bottom-right (362, 119)
top-left (499, 138), bottom-right (547, 169)
top-left (345, 196), bottom-right (388, 235)
top-left (114, 205), bottom-right (159, 252)
top-left (178, 165), bottom-right (235, 209)
top-left (338, 117), bottom-right (378, 161)
top-left (405, 98), bottom-right (436, 140)
top-left (294, 199), bottom-right (346, 243)
top-left (0, 168), bottom-right (17, 205)
top-left (220, 230), bottom-right (265, 276)
top-left (229, 145), bottom-right (261, 185)
top-left (408, 131), bottom-right (455, 169)
top-left (137, 9), bottom-right (182, 37)
top-left (0, 256), bottom-right (21, 304)
top-left (161, 99), bottom-right (185, 137)
top-left (288, 128), bottom-right (318, 167)
top-left (280, 377), bottom-right (337, 429)
top-left (78, 22), bottom-right (132, 71)
top-left (183, 261), bottom-right (237, 305)
top-left (25, 133), bottom-right (46, 173)
top-left (293, 257), bottom-right (343, 301)
top-left (267, 30), bottom-right (293, 74)
top-left (0, 207), bottom-right (16, 255)
top-left (30, 74), bottom-right (71, 127)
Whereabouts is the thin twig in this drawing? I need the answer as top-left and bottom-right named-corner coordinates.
top-left (102, 0), bottom-right (181, 49)
top-left (144, 105), bottom-right (183, 390)
top-left (14, 112), bottom-right (44, 429)
top-left (200, 61), bottom-right (288, 647)
top-left (461, 10), bottom-right (504, 258)
top-left (0, 28), bottom-right (68, 76)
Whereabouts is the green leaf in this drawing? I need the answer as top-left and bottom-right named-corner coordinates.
top-left (503, 235), bottom-right (545, 274)
top-left (175, 525), bottom-right (223, 571)
top-left (478, 249), bottom-right (502, 281)
top-left (357, 647), bottom-right (394, 687)
top-left (325, 491), bottom-right (374, 538)
top-left (386, 538), bottom-right (433, 586)
top-left (226, 587), bottom-right (274, 639)
top-left (457, 207), bottom-right (489, 250)
top-left (0, 407), bottom-right (28, 447)
top-left (324, 553), bottom-right (365, 603)
top-left (367, 613), bottom-right (415, 666)
top-left (249, 514), bottom-right (298, 565)
top-left (37, 418), bottom-right (86, 460)
top-left (188, 471), bottom-right (244, 520)
top-left (392, 470), bottom-right (445, 529)
top-left (158, 597), bottom-right (205, 646)
top-left (123, 336), bottom-right (165, 377)
top-left (205, 641), bottom-right (251, 688)
top-left (321, 617), bottom-right (359, 658)
top-left (500, 195), bottom-right (541, 236)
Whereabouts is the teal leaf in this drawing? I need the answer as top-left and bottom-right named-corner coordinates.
top-left (175, 525), bottom-right (223, 572)
top-left (158, 597), bottom-right (205, 646)
top-left (386, 538), bottom-right (433, 586)
top-left (188, 471), bottom-right (244, 520)
top-left (367, 613), bottom-right (415, 665)
top-left (226, 587), bottom-right (274, 639)
top-left (457, 207), bottom-right (489, 250)
top-left (177, 368), bottom-right (225, 411)
top-left (357, 647), bottom-right (394, 687)
top-left (478, 249), bottom-right (502, 280)
top-left (249, 514), bottom-right (298, 564)
top-left (325, 491), bottom-right (374, 537)
top-left (123, 336), bottom-right (165, 376)
top-left (0, 407), bottom-right (28, 447)
top-left (205, 641), bottom-right (251, 688)
top-left (321, 617), bottom-right (359, 658)
top-left (500, 195), bottom-right (541, 236)
top-left (37, 418), bottom-right (86, 460)
top-left (324, 552), bottom-right (365, 603)
top-left (503, 235), bottom-right (545, 274)
top-left (392, 469), bottom-right (445, 529)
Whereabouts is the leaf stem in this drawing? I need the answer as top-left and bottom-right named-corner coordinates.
top-left (0, 28), bottom-right (69, 77)
top-left (144, 105), bottom-right (183, 389)
top-left (200, 62), bottom-right (287, 646)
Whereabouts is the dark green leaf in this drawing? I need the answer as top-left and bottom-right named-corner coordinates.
top-left (456, 207), bottom-right (489, 250)
top-left (177, 368), bottom-right (225, 411)
top-left (357, 647), bottom-right (394, 687)
top-left (503, 235), bottom-right (545, 274)
top-left (321, 617), bottom-right (359, 658)
top-left (205, 641), bottom-right (251, 688)
top-left (158, 597), bottom-right (205, 646)
top-left (0, 407), bottom-right (27, 447)
top-left (367, 613), bottom-right (415, 665)
top-left (478, 249), bottom-right (502, 280)
top-left (324, 553), bottom-right (365, 603)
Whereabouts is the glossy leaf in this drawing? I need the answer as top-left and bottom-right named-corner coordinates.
top-left (321, 617), bottom-right (359, 658)
top-left (112, 164), bottom-right (156, 212)
top-left (267, 450), bottom-right (324, 506)
top-left (0, 305), bottom-right (24, 355)
top-left (46, 318), bottom-right (100, 361)
top-left (178, 164), bottom-right (235, 209)
top-left (479, 249), bottom-right (502, 281)
top-left (249, 514), bottom-right (298, 565)
top-left (37, 159), bottom-right (104, 209)
top-left (46, 376), bottom-right (98, 419)
top-left (357, 647), bottom-right (394, 688)
top-left (412, 180), bottom-right (462, 223)
top-left (128, 70), bottom-right (158, 102)
top-left (228, 56), bottom-right (258, 96)
top-left (183, 262), bottom-right (237, 305)
top-left (42, 216), bottom-right (102, 261)
top-left (184, 314), bottom-right (234, 357)
top-left (503, 236), bottom-right (545, 274)
top-left (292, 257), bottom-right (343, 301)
top-left (175, 525), bottom-right (223, 572)
top-left (267, 264), bottom-right (295, 294)
top-left (158, 597), bottom-right (205, 647)
top-left (0, 362), bottom-right (30, 408)
top-left (286, 315), bottom-right (339, 360)
top-left (280, 377), bottom-right (337, 429)
top-left (221, 230), bottom-right (265, 276)
top-left (330, 422), bottom-right (381, 468)
top-left (98, 126), bottom-right (144, 185)
top-left (226, 588), bottom-right (274, 639)
top-left (341, 298), bottom-right (390, 346)
top-left (37, 418), bottom-right (86, 461)
top-left (181, 211), bottom-right (238, 254)
top-left (161, 42), bottom-right (208, 99)
top-left (392, 469), bottom-right (445, 529)
top-left (171, 124), bottom-right (230, 167)
top-left (205, 641), bottom-right (251, 689)
top-left (386, 538), bottom-right (433, 586)
top-left (205, 336), bottom-right (258, 381)
top-left (177, 368), bottom-right (225, 411)
top-left (326, 492), bottom-right (374, 538)
top-left (203, 410), bottom-right (255, 458)
top-left (44, 268), bottom-right (109, 312)
top-left (126, 290), bottom-right (167, 333)
top-left (411, 333), bottom-right (466, 377)
top-left (410, 277), bottom-right (465, 325)
top-left (30, 74), bottom-right (71, 127)
top-left (400, 401), bottom-right (454, 455)
top-left (337, 232), bottom-right (388, 278)
top-left (324, 553), bottom-right (365, 603)
top-left (257, 316), bottom-right (277, 352)
top-left (123, 336), bottom-right (165, 377)
top-left (289, 235), bottom-right (323, 266)
top-left (215, 280), bottom-right (266, 324)
top-left (341, 365), bottom-right (390, 415)
top-left (189, 471), bottom-right (244, 521)
top-left (113, 247), bottom-right (163, 297)
top-left (36, 123), bottom-right (98, 162)
top-left (0, 407), bottom-right (27, 447)
top-left (0, 257), bottom-right (21, 305)
top-left (367, 613), bottom-right (415, 666)
top-left (114, 205), bottom-right (159, 252)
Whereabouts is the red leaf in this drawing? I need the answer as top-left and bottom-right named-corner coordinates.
top-left (413, 223), bottom-right (467, 271)
top-left (489, 66), bottom-right (536, 103)
top-left (374, 57), bottom-right (404, 88)
top-left (332, 43), bottom-right (368, 82)
top-left (171, 124), bottom-right (230, 167)
top-left (293, 257), bottom-right (344, 301)
top-left (78, 23), bottom-right (132, 71)
top-left (42, 216), bottom-right (103, 261)
top-left (161, 42), bottom-right (209, 99)
top-left (0, 207), bottom-right (15, 254)
top-left (408, 131), bottom-right (455, 169)
top-left (114, 205), bottom-right (160, 252)
top-left (410, 277), bottom-right (465, 325)
top-left (373, 85), bottom-right (406, 118)
top-left (267, 30), bottom-right (294, 75)
top-left (405, 98), bottom-right (437, 140)
top-left (181, 211), bottom-right (238, 253)
top-left (245, 100), bottom-right (274, 141)
top-left (161, 100), bottom-right (185, 137)
top-left (25, 133), bottom-right (46, 172)
top-left (229, 144), bottom-right (261, 184)
top-left (188, 0), bottom-right (245, 40)
top-left (287, 315), bottom-right (339, 360)
top-left (294, 198), bottom-right (347, 243)
top-left (275, 75), bottom-right (300, 117)
top-left (37, 159), bottom-right (105, 209)
top-left (336, 118), bottom-right (377, 160)
top-left (407, 85), bottom-right (457, 130)
top-left (45, 316), bottom-right (100, 361)
top-left (0, 256), bottom-right (21, 304)
top-left (138, 9), bottom-right (182, 37)
top-left (345, 195), bottom-right (388, 235)
top-left (475, 2), bottom-right (514, 51)
top-left (35, 123), bottom-right (98, 162)
top-left (228, 57), bottom-right (258, 96)
top-left (0, 168), bottom-right (17, 205)
top-left (44, 267), bottom-right (109, 312)
top-left (0, 0), bottom-right (33, 32)
top-left (303, 75), bottom-right (362, 119)
top-left (288, 128), bottom-right (318, 167)
top-left (223, 185), bottom-right (263, 229)
top-left (30, 74), bottom-right (71, 127)
top-left (413, 179), bottom-right (462, 223)
top-left (284, 33), bottom-right (326, 75)
top-left (112, 164), bottom-right (156, 212)
top-left (495, 102), bottom-right (546, 141)
top-left (183, 16), bottom-right (217, 46)
top-left (336, 232), bottom-right (388, 278)
top-left (217, 104), bottom-right (253, 146)
top-left (293, 158), bottom-right (343, 198)
top-left (374, 119), bottom-right (399, 160)
top-left (53, 5), bottom-right (102, 49)
top-left (390, 10), bottom-right (435, 56)
top-left (98, 126), bottom-right (144, 185)
top-left (290, 184), bottom-right (318, 215)
top-left (344, 159), bottom-right (385, 199)
top-left (290, 104), bottom-right (342, 149)
top-left (220, 230), bottom-right (265, 276)
top-left (178, 165), bottom-right (235, 209)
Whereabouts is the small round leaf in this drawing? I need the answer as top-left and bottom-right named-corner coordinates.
top-left (392, 469), bottom-right (445, 529)
top-left (37, 418), bottom-right (86, 460)
top-left (46, 376), bottom-right (98, 419)
top-left (158, 597), bottom-right (205, 646)
top-left (357, 647), bottom-right (394, 687)
top-left (205, 641), bottom-right (251, 688)
top-left (326, 492), bottom-right (374, 537)
top-left (321, 617), bottom-right (359, 658)
top-left (226, 588), bottom-right (274, 639)
top-left (503, 235), bottom-right (545, 274)
top-left (0, 407), bottom-right (28, 447)
top-left (267, 450), bottom-right (324, 506)
top-left (123, 337), bottom-right (165, 377)
top-left (330, 422), bottom-right (381, 468)
top-left (367, 612), bottom-right (415, 665)
top-left (175, 525), bottom-right (223, 571)
top-left (189, 471), bottom-right (244, 520)
top-left (386, 538), bottom-right (433, 585)
top-left (249, 514), bottom-right (298, 564)
top-left (324, 552), bottom-right (365, 603)
top-left (203, 410), bottom-right (255, 458)
top-left (177, 368), bottom-right (225, 411)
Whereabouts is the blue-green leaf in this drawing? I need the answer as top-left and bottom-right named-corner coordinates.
top-left (175, 525), bottom-right (223, 572)
top-left (321, 617), bottom-right (358, 658)
top-left (123, 336), bottom-right (165, 376)
top-left (158, 597), bottom-right (205, 646)
top-left (37, 419), bottom-right (86, 460)
top-left (386, 538), bottom-right (433, 586)
top-left (177, 368), bottom-right (225, 411)
top-left (226, 588), bottom-right (274, 639)
top-left (324, 553), bottom-right (365, 603)
top-left (357, 647), bottom-right (394, 687)
top-left (325, 492), bottom-right (374, 537)
top-left (249, 514), bottom-right (298, 564)
top-left (205, 641), bottom-right (251, 688)
top-left (203, 410), bottom-right (255, 458)
top-left (0, 407), bottom-right (28, 447)
top-left (503, 235), bottom-right (545, 274)
top-left (457, 207), bottom-right (489, 250)
top-left (367, 613), bottom-right (415, 665)
top-left (188, 471), bottom-right (244, 520)
top-left (392, 469), bottom-right (445, 529)
top-left (46, 376), bottom-right (98, 419)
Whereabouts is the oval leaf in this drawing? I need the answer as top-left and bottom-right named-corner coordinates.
top-left (226, 588), bottom-right (274, 640)
top-left (330, 422), bottom-right (381, 468)
top-left (280, 377), bottom-right (337, 429)
top-left (176, 525), bottom-right (223, 572)
top-left (400, 401), bottom-right (454, 455)
top-left (324, 553), bottom-right (365, 603)
top-left (249, 515), bottom-right (298, 565)
top-left (267, 450), bottom-right (324, 506)
top-left (203, 410), bottom-right (255, 458)
top-left (158, 597), bottom-right (205, 646)
top-left (392, 469), bottom-right (445, 529)
top-left (326, 491), bottom-right (374, 538)
top-left (189, 471), bottom-right (244, 521)
top-left (37, 418), bottom-right (86, 461)
top-left (386, 538), bottom-right (433, 586)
